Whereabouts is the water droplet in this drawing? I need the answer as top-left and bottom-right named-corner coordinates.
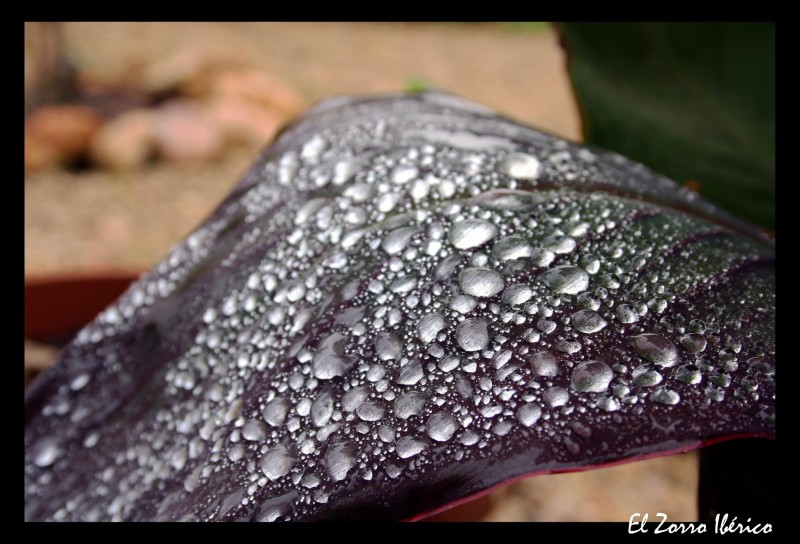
top-left (382, 226), bottom-right (419, 255)
top-left (650, 388), bottom-right (680, 405)
top-left (324, 441), bottom-right (356, 482)
top-left (525, 250), bottom-right (555, 272)
top-left (455, 318), bottom-right (490, 352)
top-left (311, 390), bottom-right (334, 427)
top-left (529, 351), bottom-right (559, 377)
top-left (391, 164), bottom-right (418, 184)
top-left (262, 398), bottom-right (289, 427)
top-left (375, 332), bottom-right (403, 361)
top-left (31, 437), bottom-right (60, 467)
top-left (460, 267), bottom-right (504, 298)
top-left (498, 152), bottom-right (541, 180)
top-left (342, 386), bottom-right (369, 412)
top-left (543, 387), bottom-right (570, 408)
top-left (543, 234), bottom-right (576, 254)
top-left (632, 365), bottom-right (663, 387)
top-left (356, 401), bottom-right (386, 422)
top-left (492, 235), bottom-right (533, 261)
top-left (394, 391), bottom-right (427, 419)
top-left (396, 436), bottom-right (427, 459)
top-left (630, 334), bottom-right (679, 367)
top-left (571, 310), bottom-right (608, 334)
top-left (537, 266), bottom-right (589, 295)
top-left (675, 364), bottom-right (702, 384)
top-left (616, 304), bottom-right (639, 323)
top-left (516, 403), bottom-right (542, 427)
top-left (242, 420), bottom-right (266, 441)
top-left (570, 361), bottom-right (613, 393)
top-left (313, 332), bottom-right (357, 379)
top-left (501, 284), bottom-right (533, 306)
top-left (261, 445), bottom-right (296, 481)
top-left (450, 294), bottom-right (478, 314)
top-left (426, 412), bottom-right (458, 442)
top-left (597, 396), bottom-right (620, 412)
top-left (417, 313), bottom-right (449, 344)
top-left (397, 362), bottom-right (424, 385)
top-left (449, 219), bottom-right (499, 250)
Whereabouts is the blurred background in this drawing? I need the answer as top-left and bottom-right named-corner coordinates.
top-left (24, 22), bottom-right (697, 522)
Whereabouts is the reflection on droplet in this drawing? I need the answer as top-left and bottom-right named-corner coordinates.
top-left (516, 403), bottom-right (542, 427)
top-left (630, 334), bottom-right (679, 367)
top-left (498, 152), bottom-right (541, 180)
top-left (456, 318), bottom-right (490, 352)
top-left (570, 361), bottom-right (613, 393)
top-left (426, 412), bottom-right (458, 442)
top-left (261, 445), bottom-right (296, 481)
top-left (571, 310), bottom-right (608, 334)
top-left (537, 266), bottom-right (589, 295)
top-left (449, 219), bottom-right (498, 249)
top-left (460, 267), bottom-right (504, 297)
top-left (529, 351), bottom-right (559, 377)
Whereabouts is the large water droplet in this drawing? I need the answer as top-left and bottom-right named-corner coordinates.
top-left (261, 445), bottom-right (296, 481)
top-left (396, 436), bottom-right (427, 459)
top-left (570, 361), bottom-right (613, 393)
top-left (242, 420), bottom-right (266, 441)
top-left (417, 313), bottom-right (449, 344)
top-left (501, 284), bottom-right (533, 306)
top-left (571, 310), bottom-right (608, 334)
top-left (397, 362), bottom-right (424, 385)
top-left (537, 266), bottom-right (589, 295)
top-left (311, 391), bottom-right (334, 427)
top-left (516, 403), bottom-right (542, 427)
top-left (650, 388), bottom-right (681, 405)
top-left (324, 441), bottom-right (356, 482)
top-left (342, 386), bottom-right (369, 412)
top-left (382, 226), bottom-right (419, 255)
top-left (356, 401), bottom-right (386, 422)
top-left (391, 165), bottom-right (418, 184)
top-left (444, 297), bottom-right (474, 319)
top-left (375, 332), bottom-right (403, 361)
top-left (630, 334), bottom-right (679, 367)
top-left (456, 318), bottom-right (490, 352)
top-left (529, 351), bottom-right (559, 377)
top-left (263, 398), bottom-right (289, 427)
top-left (459, 267), bottom-right (504, 298)
top-left (313, 332), bottom-right (357, 379)
top-left (31, 437), bottom-right (61, 468)
top-left (543, 387), bottom-right (570, 408)
top-left (449, 219), bottom-right (499, 250)
top-left (680, 334), bottom-right (707, 353)
top-left (394, 391), bottom-right (427, 419)
top-left (426, 412), bottom-right (458, 442)
top-left (498, 152), bottom-right (541, 180)
top-left (492, 235), bottom-right (533, 261)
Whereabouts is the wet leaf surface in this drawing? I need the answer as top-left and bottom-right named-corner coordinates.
top-left (25, 93), bottom-right (774, 521)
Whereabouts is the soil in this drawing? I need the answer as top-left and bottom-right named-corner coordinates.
top-left (24, 22), bottom-right (697, 522)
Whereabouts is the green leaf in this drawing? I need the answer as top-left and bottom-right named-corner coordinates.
top-left (560, 23), bottom-right (775, 230)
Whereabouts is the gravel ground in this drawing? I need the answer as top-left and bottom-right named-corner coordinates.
top-left (24, 22), bottom-right (697, 522)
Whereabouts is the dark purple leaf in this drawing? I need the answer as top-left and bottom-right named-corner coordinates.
top-left (24, 93), bottom-right (774, 522)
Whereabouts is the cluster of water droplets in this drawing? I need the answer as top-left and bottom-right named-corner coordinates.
top-left (24, 93), bottom-right (775, 522)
